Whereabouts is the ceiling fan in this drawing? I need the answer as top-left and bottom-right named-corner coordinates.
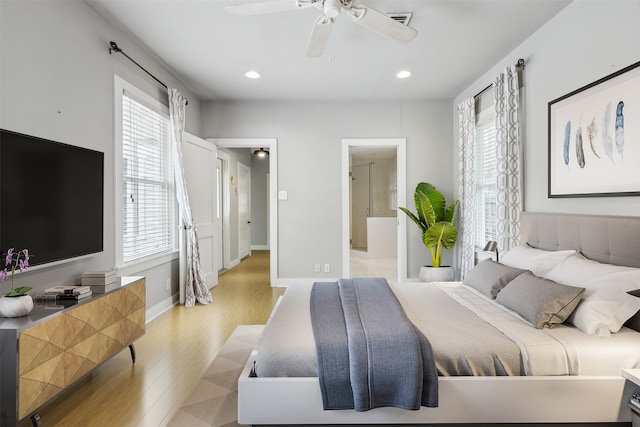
top-left (226, 0), bottom-right (418, 58)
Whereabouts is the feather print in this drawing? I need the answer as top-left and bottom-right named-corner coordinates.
top-left (602, 102), bottom-right (614, 163)
top-left (563, 120), bottom-right (571, 166)
top-left (576, 125), bottom-right (585, 168)
top-left (586, 116), bottom-right (599, 158)
top-left (616, 101), bottom-right (624, 161)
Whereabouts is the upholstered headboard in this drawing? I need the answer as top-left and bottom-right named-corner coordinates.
top-left (521, 212), bottom-right (640, 268)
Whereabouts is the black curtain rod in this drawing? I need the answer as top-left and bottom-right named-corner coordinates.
top-left (474, 58), bottom-right (525, 99)
top-left (109, 41), bottom-right (189, 105)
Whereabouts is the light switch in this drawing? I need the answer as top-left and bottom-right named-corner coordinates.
top-left (278, 190), bottom-right (288, 200)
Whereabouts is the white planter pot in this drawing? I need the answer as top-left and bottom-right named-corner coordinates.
top-left (419, 266), bottom-right (454, 282)
top-left (0, 295), bottom-right (34, 318)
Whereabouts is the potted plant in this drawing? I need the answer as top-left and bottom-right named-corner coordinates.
top-left (0, 248), bottom-right (34, 317)
top-left (399, 183), bottom-right (458, 282)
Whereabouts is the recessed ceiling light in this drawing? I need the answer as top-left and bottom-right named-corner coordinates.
top-left (396, 70), bottom-right (412, 79)
top-left (245, 70), bottom-right (261, 79)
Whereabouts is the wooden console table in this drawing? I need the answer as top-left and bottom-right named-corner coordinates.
top-left (0, 276), bottom-right (145, 426)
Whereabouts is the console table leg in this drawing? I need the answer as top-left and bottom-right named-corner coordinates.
top-left (31, 412), bottom-right (42, 427)
top-left (129, 343), bottom-right (136, 363)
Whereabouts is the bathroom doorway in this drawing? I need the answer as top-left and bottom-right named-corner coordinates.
top-left (342, 139), bottom-right (407, 284)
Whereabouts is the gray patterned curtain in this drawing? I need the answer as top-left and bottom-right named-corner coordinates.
top-left (493, 66), bottom-right (522, 252)
top-left (168, 88), bottom-right (213, 307)
top-left (456, 97), bottom-right (476, 280)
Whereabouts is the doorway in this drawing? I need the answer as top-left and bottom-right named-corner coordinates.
top-left (342, 139), bottom-right (407, 283)
top-left (208, 138), bottom-right (278, 286)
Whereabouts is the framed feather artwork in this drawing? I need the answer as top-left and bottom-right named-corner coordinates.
top-left (548, 61), bottom-right (640, 197)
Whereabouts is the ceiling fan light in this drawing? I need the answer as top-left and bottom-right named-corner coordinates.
top-left (396, 70), bottom-right (412, 79)
top-left (245, 70), bottom-right (261, 79)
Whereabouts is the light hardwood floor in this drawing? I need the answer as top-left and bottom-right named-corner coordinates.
top-left (18, 250), bottom-right (284, 427)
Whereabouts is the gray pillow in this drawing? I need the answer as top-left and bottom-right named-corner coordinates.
top-left (496, 271), bottom-right (585, 329)
top-left (463, 260), bottom-right (527, 299)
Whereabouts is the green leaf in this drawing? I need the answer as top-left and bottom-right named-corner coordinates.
top-left (398, 207), bottom-right (426, 233)
top-left (423, 222), bottom-right (458, 249)
top-left (416, 182), bottom-right (445, 221)
top-left (416, 190), bottom-right (436, 228)
top-left (4, 286), bottom-right (32, 297)
top-left (444, 200), bottom-right (458, 223)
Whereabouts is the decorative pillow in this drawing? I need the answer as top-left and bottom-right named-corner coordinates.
top-left (499, 245), bottom-right (576, 277)
top-left (496, 271), bottom-right (585, 329)
top-left (463, 259), bottom-right (527, 299)
top-left (545, 253), bottom-right (640, 336)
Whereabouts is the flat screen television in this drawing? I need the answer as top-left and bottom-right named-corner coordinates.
top-left (0, 129), bottom-right (104, 267)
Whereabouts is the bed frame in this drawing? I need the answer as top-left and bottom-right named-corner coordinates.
top-left (238, 212), bottom-right (640, 425)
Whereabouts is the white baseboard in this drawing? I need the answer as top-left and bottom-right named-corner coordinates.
top-left (146, 293), bottom-right (179, 323)
top-left (251, 244), bottom-right (269, 250)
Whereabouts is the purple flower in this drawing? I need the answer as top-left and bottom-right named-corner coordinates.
top-left (19, 259), bottom-right (27, 272)
top-left (5, 248), bottom-right (13, 266)
top-left (0, 268), bottom-right (7, 281)
top-left (23, 249), bottom-right (29, 262)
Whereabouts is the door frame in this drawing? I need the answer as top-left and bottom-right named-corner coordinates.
top-left (341, 138), bottom-right (407, 282)
top-left (216, 150), bottom-right (231, 271)
top-left (209, 138), bottom-right (278, 286)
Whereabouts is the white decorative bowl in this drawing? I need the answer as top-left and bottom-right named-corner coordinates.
top-left (0, 295), bottom-right (34, 318)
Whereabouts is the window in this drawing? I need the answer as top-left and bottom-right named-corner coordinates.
top-left (115, 77), bottom-right (176, 264)
top-left (474, 101), bottom-right (497, 249)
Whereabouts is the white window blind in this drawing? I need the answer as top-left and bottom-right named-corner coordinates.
top-left (121, 92), bottom-right (175, 262)
top-left (474, 106), bottom-right (497, 249)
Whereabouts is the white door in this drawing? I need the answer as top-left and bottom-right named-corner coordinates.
top-left (215, 157), bottom-right (224, 272)
top-left (238, 162), bottom-right (251, 259)
top-left (182, 132), bottom-right (218, 295)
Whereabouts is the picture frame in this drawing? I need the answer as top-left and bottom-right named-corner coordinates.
top-left (548, 61), bottom-right (640, 198)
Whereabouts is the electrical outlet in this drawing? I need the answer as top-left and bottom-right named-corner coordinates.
top-left (314, 263), bottom-right (321, 273)
top-left (165, 278), bottom-right (170, 291)
top-left (324, 264), bottom-right (330, 273)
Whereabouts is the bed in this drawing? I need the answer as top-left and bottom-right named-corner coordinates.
top-left (238, 212), bottom-right (640, 425)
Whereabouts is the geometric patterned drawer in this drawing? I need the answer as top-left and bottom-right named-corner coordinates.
top-left (17, 278), bottom-right (145, 419)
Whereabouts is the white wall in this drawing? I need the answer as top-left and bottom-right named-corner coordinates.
top-left (201, 100), bottom-right (452, 279)
top-left (453, 0), bottom-right (640, 218)
top-left (251, 153), bottom-right (270, 249)
top-left (0, 1), bottom-right (202, 315)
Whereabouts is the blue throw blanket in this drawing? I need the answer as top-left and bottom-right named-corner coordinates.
top-left (310, 278), bottom-right (438, 412)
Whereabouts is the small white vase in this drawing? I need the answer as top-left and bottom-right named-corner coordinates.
top-left (419, 266), bottom-right (454, 282)
top-left (0, 295), bottom-right (34, 318)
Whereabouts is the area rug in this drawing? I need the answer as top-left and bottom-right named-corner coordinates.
top-left (167, 325), bottom-right (263, 427)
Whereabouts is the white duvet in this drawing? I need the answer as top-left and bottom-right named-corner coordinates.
top-left (254, 281), bottom-right (640, 378)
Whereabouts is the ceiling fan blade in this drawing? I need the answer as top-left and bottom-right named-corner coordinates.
top-left (226, 0), bottom-right (305, 15)
top-left (349, 5), bottom-right (417, 43)
top-left (305, 17), bottom-right (334, 58)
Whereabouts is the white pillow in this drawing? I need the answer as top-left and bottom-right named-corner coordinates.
top-left (500, 245), bottom-right (576, 277)
top-left (545, 252), bottom-right (640, 336)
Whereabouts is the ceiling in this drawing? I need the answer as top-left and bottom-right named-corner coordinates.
top-left (87, 0), bottom-right (572, 102)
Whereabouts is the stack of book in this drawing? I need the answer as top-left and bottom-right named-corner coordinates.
top-left (44, 285), bottom-right (93, 300)
top-left (81, 270), bottom-right (118, 293)
top-left (630, 392), bottom-right (640, 412)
